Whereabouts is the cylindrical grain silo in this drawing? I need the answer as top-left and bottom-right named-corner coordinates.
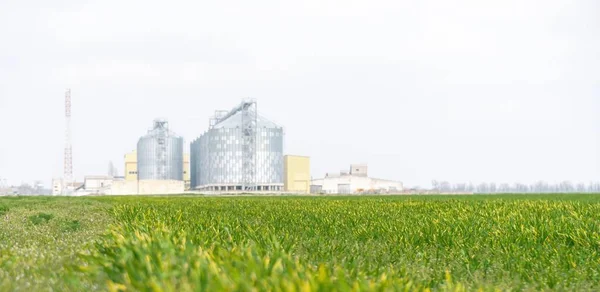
top-left (190, 100), bottom-right (283, 191)
top-left (137, 119), bottom-right (184, 181)
top-left (255, 124), bottom-right (284, 186)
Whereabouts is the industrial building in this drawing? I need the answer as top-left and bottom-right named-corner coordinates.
top-left (284, 155), bottom-right (311, 194)
top-left (46, 92), bottom-right (406, 196)
top-left (124, 151), bottom-right (138, 181)
top-left (82, 176), bottom-right (113, 194)
top-left (124, 150), bottom-right (190, 189)
top-left (137, 119), bottom-right (184, 181)
top-left (51, 178), bottom-right (84, 196)
top-left (191, 100), bottom-right (284, 192)
top-left (111, 119), bottom-right (186, 195)
top-left (311, 164), bottom-right (403, 194)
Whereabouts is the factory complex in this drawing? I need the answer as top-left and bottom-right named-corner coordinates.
top-left (52, 99), bottom-right (403, 196)
top-left (311, 164), bottom-right (403, 194)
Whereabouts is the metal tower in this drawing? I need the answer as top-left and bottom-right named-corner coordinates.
top-left (241, 99), bottom-right (257, 191)
top-left (154, 119), bottom-right (168, 179)
top-left (210, 99), bottom-right (258, 191)
top-left (63, 89), bottom-right (73, 195)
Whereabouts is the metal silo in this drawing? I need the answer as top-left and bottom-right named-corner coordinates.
top-left (190, 100), bottom-right (283, 191)
top-left (137, 119), bottom-right (184, 181)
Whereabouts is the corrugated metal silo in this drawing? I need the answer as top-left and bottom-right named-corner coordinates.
top-left (190, 100), bottom-right (284, 191)
top-left (137, 119), bottom-right (184, 181)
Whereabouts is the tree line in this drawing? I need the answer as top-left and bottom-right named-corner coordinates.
top-left (431, 180), bottom-right (600, 193)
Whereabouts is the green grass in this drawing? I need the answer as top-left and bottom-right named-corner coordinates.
top-left (28, 212), bottom-right (55, 225)
top-left (1, 194), bottom-right (600, 291)
top-left (0, 205), bottom-right (8, 216)
top-left (0, 197), bottom-right (113, 291)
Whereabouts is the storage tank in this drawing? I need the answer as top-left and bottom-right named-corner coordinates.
top-left (190, 100), bottom-right (283, 191)
top-left (137, 119), bottom-right (184, 181)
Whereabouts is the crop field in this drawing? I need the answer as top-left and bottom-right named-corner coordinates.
top-left (1, 195), bottom-right (600, 291)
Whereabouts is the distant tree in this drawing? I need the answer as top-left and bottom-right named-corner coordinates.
top-left (439, 181), bottom-right (452, 193)
top-left (550, 183), bottom-right (560, 193)
top-left (17, 183), bottom-right (35, 195)
top-left (453, 183), bottom-right (466, 193)
top-left (489, 183), bottom-right (497, 193)
top-left (431, 180), bottom-right (439, 192)
top-left (513, 183), bottom-right (529, 193)
top-left (533, 181), bottom-right (549, 193)
top-left (498, 183), bottom-right (510, 193)
top-left (588, 182), bottom-right (600, 193)
top-left (477, 183), bottom-right (489, 194)
top-left (559, 181), bottom-right (574, 193)
top-left (466, 183), bottom-right (475, 193)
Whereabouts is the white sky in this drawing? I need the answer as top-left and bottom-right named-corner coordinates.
top-left (0, 0), bottom-right (599, 188)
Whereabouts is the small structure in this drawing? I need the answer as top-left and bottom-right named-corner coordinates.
top-left (83, 176), bottom-right (113, 194)
top-left (311, 164), bottom-right (403, 194)
top-left (124, 151), bottom-right (138, 181)
top-left (52, 178), bottom-right (63, 195)
top-left (350, 164), bottom-right (368, 177)
top-left (284, 155), bottom-right (310, 194)
top-left (52, 178), bottom-right (84, 196)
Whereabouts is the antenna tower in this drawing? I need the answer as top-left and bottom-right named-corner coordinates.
top-left (63, 89), bottom-right (73, 194)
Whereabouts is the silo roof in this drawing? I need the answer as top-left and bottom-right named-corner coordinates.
top-left (213, 111), bottom-right (280, 129)
top-left (144, 119), bottom-right (181, 138)
top-left (145, 127), bottom-right (181, 138)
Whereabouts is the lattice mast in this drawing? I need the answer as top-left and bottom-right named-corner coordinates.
top-left (63, 89), bottom-right (73, 194)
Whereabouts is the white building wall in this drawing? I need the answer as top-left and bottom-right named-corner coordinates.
top-left (108, 180), bottom-right (184, 195)
top-left (311, 176), bottom-right (403, 194)
top-left (367, 178), bottom-right (403, 192)
top-left (110, 180), bottom-right (138, 195)
top-left (52, 178), bottom-right (63, 196)
top-left (84, 176), bottom-right (113, 192)
top-left (138, 180), bottom-right (185, 195)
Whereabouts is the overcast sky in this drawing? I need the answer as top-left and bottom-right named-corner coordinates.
top-left (0, 0), bottom-right (599, 188)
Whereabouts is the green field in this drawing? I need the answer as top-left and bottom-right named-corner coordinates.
top-left (1, 195), bottom-right (600, 291)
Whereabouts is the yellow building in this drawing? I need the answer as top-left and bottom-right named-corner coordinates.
top-left (124, 150), bottom-right (138, 181)
top-left (124, 150), bottom-right (191, 189)
top-left (284, 155), bottom-right (310, 194)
